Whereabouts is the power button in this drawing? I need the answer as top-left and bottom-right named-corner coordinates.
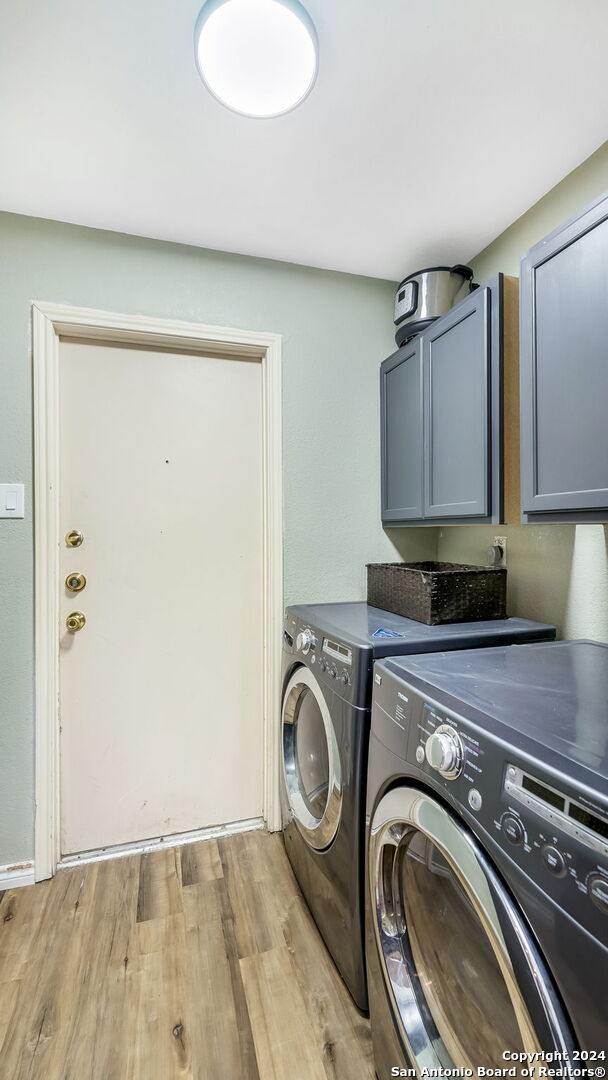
top-left (468, 788), bottom-right (482, 812)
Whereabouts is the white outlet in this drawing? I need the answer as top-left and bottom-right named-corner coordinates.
top-left (493, 536), bottom-right (507, 567)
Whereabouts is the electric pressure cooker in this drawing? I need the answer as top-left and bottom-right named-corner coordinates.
top-left (394, 264), bottom-right (477, 347)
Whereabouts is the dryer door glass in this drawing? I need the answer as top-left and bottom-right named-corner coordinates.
top-left (282, 667), bottom-right (343, 851)
top-left (399, 831), bottom-right (523, 1064)
top-left (370, 787), bottom-right (573, 1070)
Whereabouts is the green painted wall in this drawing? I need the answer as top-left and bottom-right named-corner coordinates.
top-left (5, 141), bottom-right (608, 868)
top-left (438, 141), bottom-right (608, 641)
top-left (0, 211), bottom-right (435, 866)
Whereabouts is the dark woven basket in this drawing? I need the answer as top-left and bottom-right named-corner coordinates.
top-left (367, 561), bottom-right (507, 625)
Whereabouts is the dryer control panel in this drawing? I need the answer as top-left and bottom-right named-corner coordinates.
top-left (502, 763), bottom-right (608, 919)
top-left (371, 667), bottom-right (608, 946)
top-left (422, 700), bottom-right (608, 943)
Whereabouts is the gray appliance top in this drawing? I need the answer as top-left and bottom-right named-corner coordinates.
top-left (288, 602), bottom-right (556, 658)
top-left (383, 639), bottom-right (608, 780)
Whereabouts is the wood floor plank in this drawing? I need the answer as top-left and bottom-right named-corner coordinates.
top-left (0, 979), bottom-right (20, 1054)
top-left (240, 946), bottom-right (327, 1080)
top-left (135, 911), bottom-right (184, 956)
top-left (180, 839), bottom-right (223, 887)
top-left (0, 864), bottom-right (100, 1079)
top-left (126, 915), bottom-right (193, 1080)
top-left (0, 831), bottom-right (373, 1079)
top-left (0, 877), bottom-right (54, 980)
top-left (183, 880), bottom-right (260, 1080)
top-left (219, 836), bottom-right (284, 958)
top-left (282, 895), bottom-right (375, 1080)
top-left (222, 829), bottom-right (278, 885)
top-left (47, 855), bottom-right (142, 1080)
top-left (257, 834), bottom-right (303, 921)
top-left (136, 848), bottom-right (183, 923)
top-left (216, 876), bottom-right (263, 1078)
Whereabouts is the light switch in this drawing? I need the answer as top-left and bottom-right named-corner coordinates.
top-left (0, 484), bottom-right (25, 518)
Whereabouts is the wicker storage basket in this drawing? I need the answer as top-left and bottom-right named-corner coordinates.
top-left (367, 561), bottom-right (507, 625)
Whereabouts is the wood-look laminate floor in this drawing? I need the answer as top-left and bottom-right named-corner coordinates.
top-left (0, 829), bottom-right (374, 1080)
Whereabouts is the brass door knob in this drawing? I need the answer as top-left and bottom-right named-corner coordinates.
top-left (65, 530), bottom-right (84, 547)
top-left (65, 572), bottom-right (86, 592)
top-left (66, 611), bottom-right (86, 632)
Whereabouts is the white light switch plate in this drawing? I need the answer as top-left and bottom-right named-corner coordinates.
top-left (0, 483), bottom-right (25, 518)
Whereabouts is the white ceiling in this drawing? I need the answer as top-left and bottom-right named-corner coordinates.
top-left (0, 0), bottom-right (607, 280)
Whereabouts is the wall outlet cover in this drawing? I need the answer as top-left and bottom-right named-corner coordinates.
top-left (492, 535), bottom-right (507, 567)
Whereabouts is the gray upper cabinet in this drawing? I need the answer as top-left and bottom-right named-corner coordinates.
top-left (520, 192), bottom-right (608, 522)
top-left (381, 275), bottom-right (511, 527)
top-left (423, 287), bottom-right (492, 519)
top-left (380, 337), bottom-right (423, 521)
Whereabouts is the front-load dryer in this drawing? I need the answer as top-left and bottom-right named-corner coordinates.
top-left (280, 602), bottom-right (556, 1011)
top-left (366, 640), bottom-right (608, 1076)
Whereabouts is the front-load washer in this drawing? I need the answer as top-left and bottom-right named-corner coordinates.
top-left (366, 639), bottom-right (608, 1076)
top-left (280, 602), bottom-right (556, 1011)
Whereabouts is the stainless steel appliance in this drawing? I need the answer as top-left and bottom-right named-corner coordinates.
top-left (394, 264), bottom-right (476, 346)
top-left (366, 640), bottom-right (608, 1076)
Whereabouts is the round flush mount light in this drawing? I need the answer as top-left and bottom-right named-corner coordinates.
top-left (194, 0), bottom-right (318, 118)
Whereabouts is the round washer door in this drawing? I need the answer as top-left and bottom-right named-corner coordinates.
top-left (282, 666), bottom-right (342, 851)
top-left (369, 787), bottom-right (574, 1070)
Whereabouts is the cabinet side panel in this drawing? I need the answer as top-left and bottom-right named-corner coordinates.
top-left (503, 276), bottom-right (521, 524)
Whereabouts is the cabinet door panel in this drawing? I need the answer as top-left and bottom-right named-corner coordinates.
top-left (423, 289), bottom-right (491, 519)
top-left (381, 341), bottom-right (423, 521)
top-left (521, 195), bottom-right (608, 517)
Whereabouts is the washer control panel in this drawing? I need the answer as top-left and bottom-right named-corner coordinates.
top-left (283, 614), bottom-right (365, 704)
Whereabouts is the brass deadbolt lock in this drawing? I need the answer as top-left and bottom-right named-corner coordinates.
top-left (65, 530), bottom-right (84, 547)
top-left (65, 572), bottom-right (86, 592)
top-left (66, 611), bottom-right (86, 633)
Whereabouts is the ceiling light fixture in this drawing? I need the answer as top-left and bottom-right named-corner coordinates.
top-left (194, 0), bottom-right (318, 119)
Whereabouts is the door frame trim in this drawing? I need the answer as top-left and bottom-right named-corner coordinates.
top-left (32, 301), bottom-right (283, 881)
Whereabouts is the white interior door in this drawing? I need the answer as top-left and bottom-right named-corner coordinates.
top-left (58, 338), bottom-right (263, 856)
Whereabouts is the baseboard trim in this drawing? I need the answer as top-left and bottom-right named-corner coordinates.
top-left (0, 862), bottom-right (36, 890)
top-left (57, 816), bottom-right (265, 869)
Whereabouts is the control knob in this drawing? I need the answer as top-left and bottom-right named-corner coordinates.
top-left (502, 813), bottom-right (525, 846)
top-left (296, 628), bottom-right (316, 655)
top-left (425, 725), bottom-right (464, 779)
top-left (588, 873), bottom-right (608, 916)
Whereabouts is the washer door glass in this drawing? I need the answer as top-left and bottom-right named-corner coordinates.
top-left (370, 787), bottom-right (573, 1071)
top-left (282, 667), bottom-right (342, 851)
